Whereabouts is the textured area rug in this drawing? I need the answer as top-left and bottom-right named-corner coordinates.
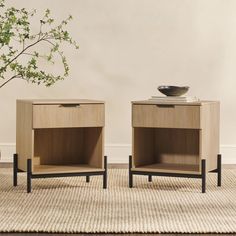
top-left (0, 168), bottom-right (236, 233)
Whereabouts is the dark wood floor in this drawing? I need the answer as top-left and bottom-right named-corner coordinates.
top-left (1, 163), bottom-right (236, 169)
top-left (0, 164), bottom-right (235, 235)
top-left (0, 234), bottom-right (234, 236)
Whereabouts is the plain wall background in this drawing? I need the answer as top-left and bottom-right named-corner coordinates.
top-left (0, 0), bottom-right (236, 162)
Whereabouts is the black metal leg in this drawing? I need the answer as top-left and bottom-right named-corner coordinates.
top-left (13, 153), bottom-right (18, 186)
top-left (27, 159), bottom-right (32, 193)
top-left (217, 154), bottom-right (222, 187)
top-left (148, 175), bottom-right (152, 182)
top-left (86, 176), bottom-right (90, 183)
top-left (103, 156), bottom-right (107, 189)
top-left (201, 159), bottom-right (206, 193)
top-left (129, 155), bottom-right (133, 188)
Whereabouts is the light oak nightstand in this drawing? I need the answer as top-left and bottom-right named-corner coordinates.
top-left (129, 100), bottom-right (221, 193)
top-left (14, 99), bottom-right (107, 193)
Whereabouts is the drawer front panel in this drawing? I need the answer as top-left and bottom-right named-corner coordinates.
top-left (33, 104), bottom-right (104, 128)
top-left (132, 104), bottom-right (200, 128)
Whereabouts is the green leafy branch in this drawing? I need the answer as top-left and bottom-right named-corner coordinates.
top-left (0, 0), bottom-right (79, 88)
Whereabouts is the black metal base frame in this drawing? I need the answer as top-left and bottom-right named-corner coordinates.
top-left (13, 154), bottom-right (108, 193)
top-left (129, 154), bottom-right (222, 193)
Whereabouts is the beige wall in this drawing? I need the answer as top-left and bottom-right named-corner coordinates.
top-left (0, 0), bottom-right (236, 160)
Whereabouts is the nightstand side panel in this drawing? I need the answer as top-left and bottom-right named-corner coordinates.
top-left (200, 102), bottom-right (220, 171)
top-left (16, 100), bottom-right (34, 171)
top-left (84, 127), bottom-right (104, 168)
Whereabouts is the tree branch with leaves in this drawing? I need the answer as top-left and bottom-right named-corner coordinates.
top-left (0, 0), bottom-right (79, 88)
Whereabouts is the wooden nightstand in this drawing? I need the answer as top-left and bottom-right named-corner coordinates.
top-left (129, 100), bottom-right (221, 193)
top-left (13, 99), bottom-right (107, 193)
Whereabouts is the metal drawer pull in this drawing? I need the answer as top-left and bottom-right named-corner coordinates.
top-left (156, 104), bottom-right (175, 108)
top-left (59, 104), bottom-right (80, 108)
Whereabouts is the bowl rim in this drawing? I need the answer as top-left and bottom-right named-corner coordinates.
top-left (158, 85), bottom-right (189, 90)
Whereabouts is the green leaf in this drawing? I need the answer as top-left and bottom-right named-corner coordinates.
top-left (0, 0), bottom-right (79, 88)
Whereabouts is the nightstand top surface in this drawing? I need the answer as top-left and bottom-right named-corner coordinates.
top-left (132, 100), bottom-right (219, 106)
top-left (17, 99), bottom-right (105, 104)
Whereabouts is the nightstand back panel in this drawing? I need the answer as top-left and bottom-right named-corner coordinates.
top-left (133, 128), bottom-right (199, 169)
top-left (34, 127), bottom-right (103, 168)
top-left (154, 128), bottom-right (199, 166)
top-left (34, 128), bottom-right (85, 165)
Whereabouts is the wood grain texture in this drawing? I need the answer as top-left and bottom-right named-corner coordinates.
top-left (154, 128), bottom-right (199, 167)
top-left (16, 100), bottom-right (34, 171)
top-left (200, 102), bottom-right (220, 171)
top-left (33, 104), bottom-right (105, 128)
top-left (132, 128), bottom-right (155, 167)
top-left (84, 127), bottom-right (104, 168)
top-left (131, 100), bottom-right (220, 174)
top-left (33, 164), bottom-right (104, 174)
top-left (133, 128), bottom-right (200, 172)
top-left (132, 100), bottom-right (219, 106)
top-left (34, 128), bottom-right (85, 165)
top-left (0, 234), bottom-right (230, 236)
top-left (19, 99), bottom-right (104, 104)
top-left (16, 99), bottom-right (105, 174)
top-left (132, 104), bottom-right (200, 129)
top-left (34, 127), bottom-right (104, 172)
top-left (0, 163), bottom-right (235, 169)
top-left (132, 163), bottom-right (199, 174)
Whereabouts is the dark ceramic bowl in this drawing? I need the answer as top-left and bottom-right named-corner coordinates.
top-left (158, 86), bottom-right (189, 96)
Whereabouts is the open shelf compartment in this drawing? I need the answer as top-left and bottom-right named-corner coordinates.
top-left (132, 127), bottom-right (200, 174)
top-left (32, 127), bottom-right (104, 174)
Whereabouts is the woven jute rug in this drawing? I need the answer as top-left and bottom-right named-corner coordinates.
top-left (0, 168), bottom-right (236, 233)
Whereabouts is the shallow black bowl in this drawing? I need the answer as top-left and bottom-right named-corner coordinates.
top-left (158, 86), bottom-right (189, 96)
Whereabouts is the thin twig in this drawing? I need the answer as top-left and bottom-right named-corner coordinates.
top-left (42, 38), bottom-right (56, 47)
top-left (1, 37), bottom-right (45, 71)
top-left (38, 21), bottom-right (43, 40)
top-left (42, 39), bottom-right (64, 58)
top-left (0, 74), bottom-right (21, 88)
top-left (22, 52), bottom-right (47, 59)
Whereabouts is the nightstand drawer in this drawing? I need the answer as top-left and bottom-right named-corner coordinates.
top-left (33, 104), bottom-right (104, 128)
top-left (132, 104), bottom-right (200, 128)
